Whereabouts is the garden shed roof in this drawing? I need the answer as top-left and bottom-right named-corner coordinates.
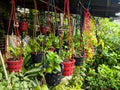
top-left (2, 0), bottom-right (120, 17)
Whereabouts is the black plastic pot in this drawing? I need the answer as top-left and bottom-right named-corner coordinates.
top-left (74, 56), bottom-right (84, 66)
top-left (45, 71), bottom-right (62, 86)
top-left (31, 53), bottom-right (44, 63)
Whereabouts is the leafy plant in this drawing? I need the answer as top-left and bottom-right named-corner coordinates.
top-left (60, 48), bottom-right (73, 62)
top-left (40, 11), bottom-right (47, 27)
top-left (7, 46), bottom-right (21, 60)
top-left (85, 64), bottom-right (120, 90)
top-left (44, 51), bottom-right (63, 74)
top-left (0, 72), bottom-right (39, 90)
top-left (29, 36), bottom-right (44, 53)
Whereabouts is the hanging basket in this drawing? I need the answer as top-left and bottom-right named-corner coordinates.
top-left (62, 59), bottom-right (75, 76)
top-left (31, 52), bottom-right (44, 63)
top-left (20, 21), bottom-right (28, 31)
top-left (6, 58), bottom-right (23, 72)
top-left (45, 71), bottom-right (62, 86)
top-left (40, 27), bottom-right (46, 35)
top-left (74, 56), bottom-right (84, 66)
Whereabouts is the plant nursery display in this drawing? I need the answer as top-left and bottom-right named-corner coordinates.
top-left (0, 0), bottom-right (120, 90)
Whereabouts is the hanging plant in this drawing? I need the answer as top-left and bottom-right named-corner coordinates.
top-left (5, 0), bottom-right (23, 72)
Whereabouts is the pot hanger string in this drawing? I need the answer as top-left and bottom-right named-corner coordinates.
top-left (62, 0), bottom-right (72, 42)
top-left (61, 0), bottom-right (74, 56)
top-left (47, 0), bottom-right (57, 34)
top-left (33, 0), bottom-right (37, 38)
top-left (5, 0), bottom-right (22, 59)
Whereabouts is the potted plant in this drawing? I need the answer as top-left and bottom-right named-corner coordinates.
top-left (73, 33), bottom-right (84, 66)
top-left (19, 18), bottom-right (28, 31)
top-left (45, 33), bottom-right (55, 52)
top-left (44, 51), bottom-right (63, 86)
top-left (29, 36), bottom-right (44, 63)
top-left (54, 36), bottom-right (62, 54)
top-left (40, 12), bottom-right (47, 35)
top-left (6, 46), bottom-right (23, 72)
top-left (83, 30), bottom-right (97, 59)
top-left (60, 47), bottom-right (75, 76)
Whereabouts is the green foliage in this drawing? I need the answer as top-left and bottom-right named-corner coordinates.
top-left (29, 36), bottom-right (44, 53)
top-left (68, 66), bottom-right (83, 89)
top-left (44, 51), bottom-right (63, 74)
top-left (50, 66), bottom-right (83, 90)
top-left (80, 18), bottom-right (120, 89)
top-left (60, 48), bottom-right (73, 61)
top-left (73, 30), bottom-right (82, 52)
top-left (7, 46), bottom-right (21, 60)
top-left (0, 72), bottom-right (37, 90)
top-left (84, 64), bottom-right (120, 90)
top-left (45, 33), bottom-right (54, 49)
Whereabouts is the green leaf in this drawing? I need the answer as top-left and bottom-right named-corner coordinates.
top-left (41, 84), bottom-right (49, 90)
top-left (55, 65), bottom-right (61, 72)
top-left (34, 85), bottom-right (41, 90)
top-left (0, 73), bottom-right (3, 80)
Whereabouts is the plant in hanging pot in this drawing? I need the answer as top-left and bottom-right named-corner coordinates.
top-left (73, 34), bottom-right (84, 66)
top-left (19, 18), bottom-right (28, 31)
top-left (6, 46), bottom-right (23, 72)
top-left (45, 33), bottom-right (55, 52)
top-left (44, 51), bottom-right (63, 86)
top-left (40, 12), bottom-right (47, 35)
top-left (54, 36), bottom-right (63, 54)
top-left (29, 36), bottom-right (44, 63)
top-left (83, 30), bottom-right (97, 59)
top-left (60, 47), bottom-right (75, 76)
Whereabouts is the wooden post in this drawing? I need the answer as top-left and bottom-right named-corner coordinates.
top-left (0, 50), bottom-right (8, 81)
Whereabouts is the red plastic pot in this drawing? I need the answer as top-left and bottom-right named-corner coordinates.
top-left (20, 22), bottom-right (28, 31)
top-left (40, 27), bottom-right (46, 35)
top-left (62, 59), bottom-right (75, 76)
top-left (6, 58), bottom-right (23, 72)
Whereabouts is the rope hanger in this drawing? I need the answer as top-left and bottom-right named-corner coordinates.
top-left (47, 0), bottom-right (57, 34)
top-left (5, 0), bottom-right (22, 59)
top-left (60, 0), bottom-right (74, 57)
top-left (79, 0), bottom-right (92, 11)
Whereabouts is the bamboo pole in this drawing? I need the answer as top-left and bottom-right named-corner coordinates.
top-left (0, 50), bottom-right (8, 81)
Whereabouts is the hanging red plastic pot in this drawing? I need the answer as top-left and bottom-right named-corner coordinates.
top-left (6, 58), bottom-right (23, 72)
top-left (40, 27), bottom-right (46, 35)
top-left (62, 59), bottom-right (75, 76)
top-left (20, 21), bottom-right (28, 31)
